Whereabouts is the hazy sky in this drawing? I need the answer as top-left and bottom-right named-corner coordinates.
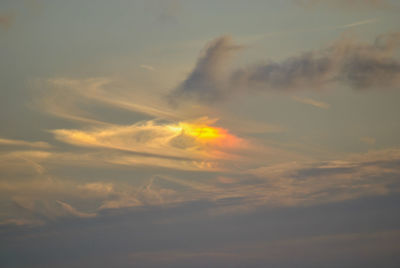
top-left (1, 1), bottom-right (400, 267)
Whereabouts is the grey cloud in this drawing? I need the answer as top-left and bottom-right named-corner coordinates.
top-left (168, 36), bottom-right (242, 104)
top-left (340, 33), bottom-right (400, 88)
top-left (2, 194), bottom-right (400, 268)
top-left (239, 32), bottom-right (400, 91)
top-left (170, 33), bottom-right (400, 104)
top-left (232, 52), bottom-right (335, 92)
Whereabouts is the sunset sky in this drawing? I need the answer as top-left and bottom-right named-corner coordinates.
top-left (1, 1), bottom-right (400, 267)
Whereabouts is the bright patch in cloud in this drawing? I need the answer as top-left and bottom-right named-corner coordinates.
top-left (52, 119), bottom-right (244, 171)
top-left (168, 121), bottom-right (241, 148)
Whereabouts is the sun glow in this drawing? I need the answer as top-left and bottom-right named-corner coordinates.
top-left (53, 119), bottom-right (243, 165)
top-left (168, 121), bottom-right (240, 147)
top-left (180, 123), bottom-right (225, 139)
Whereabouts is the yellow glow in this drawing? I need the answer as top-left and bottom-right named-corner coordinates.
top-left (67, 131), bottom-right (97, 144)
top-left (179, 123), bottom-right (226, 140)
top-left (167, 121), bottom-right (240, 148)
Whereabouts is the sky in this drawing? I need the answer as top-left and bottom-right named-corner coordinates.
top-left (1, 0), bottom-right (400, 267)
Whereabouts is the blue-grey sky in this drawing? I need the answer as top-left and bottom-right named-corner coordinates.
top-left (1, 0), bottom-right (400, 267)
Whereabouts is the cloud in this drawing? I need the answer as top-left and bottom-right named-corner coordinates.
top-left (56, 200), bottom-right (97, 218)
top-left (339, 33), bottom-right (400, 89)
top-left (0, 150), bottom-right (51, 175)
top-left (168, 36), bottom-right (243, 104)
top-left (34, 77), bottom-right (180, 126)
top-left (0, 137), bottom-right (51, 148)
top-left (100, 148), bottom-right (400, 212)
top-left (98, 196), bottom-right (141, 210)
top-left (233, 32), bottom-right (400, 91)
top-left (1, 143), bottom-right (399, 226)
top-left (232, 50), bottom-right (337, 93)
top-left (77, 182), bottom-right (114, 195)
top-left (9, 196), bottom-right (97, 221)
top-left (51, 118), bottom-right (245, 171)
top-left (242, 149), bottom-right (400, 207)
top-left (3, 194), bottom-right (400, 267)
top-left (339, 18), bottom-right (378, 29)
top-left (292, 96), bottom-right (330, 109)
top-left (140, 65), bottom-right (156, 71)
top-left (170, 32), bottom-right (400, 104)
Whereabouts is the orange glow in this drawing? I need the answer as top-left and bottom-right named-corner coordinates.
top-left (169, 122), bottom-right (241, 148)
top-left (180, 123), bottom-right (225, 140)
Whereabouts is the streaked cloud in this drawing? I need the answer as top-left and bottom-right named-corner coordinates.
top-left (140, 64), bottom-right (156, 71)
top-left (244, 148), bottom-right (400, 207)
top-left (292, 96), bottom-right (330, 109)
top-left (77, 182), bottom-right (114, 195)
top-left (339, 18), bottom-right (379, 29)
top-left (0, 137), bottom-right (51, 148)
top-left (1, 136), bottom-right (399, 226)
top-left (35, 77), bottom-right (180, 124)
top-left (53, 119), bottom-right (242, 154)
top-left (56, 200), bottom-right (97, 218)
top-left (51, 118), bottom-right (245, 171)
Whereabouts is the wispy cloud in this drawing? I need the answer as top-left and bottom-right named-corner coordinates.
top-left (34, 77), bottom-right (180, 125)
top-left (51, 118), bottom-right (245, 171)
top-left (292, 96), bottom-right (330, 109)
top-left (56, 200), bottom-right (97, 218)
top-left (0, 138), bottom-right (51, 148)
top-left (140, 64), bottom-right (156, 71)
top-left (339, 18), bottom-right (378, 29)
top-left (1, 141), bottom-right (399, 226)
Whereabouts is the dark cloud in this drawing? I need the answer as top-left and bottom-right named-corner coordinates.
top-left (169, 33), bottom-right (400, 104)
top-left (168, 36), bottom-right (242, 104)
top-left (340, 33), bottom-right (400, 88)
top-left (234, 33), bottom-right (400, 91)
top-left (2, 194), bottom-right (400, 268)
top-left (232, 52), bottom-right (335, 92)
